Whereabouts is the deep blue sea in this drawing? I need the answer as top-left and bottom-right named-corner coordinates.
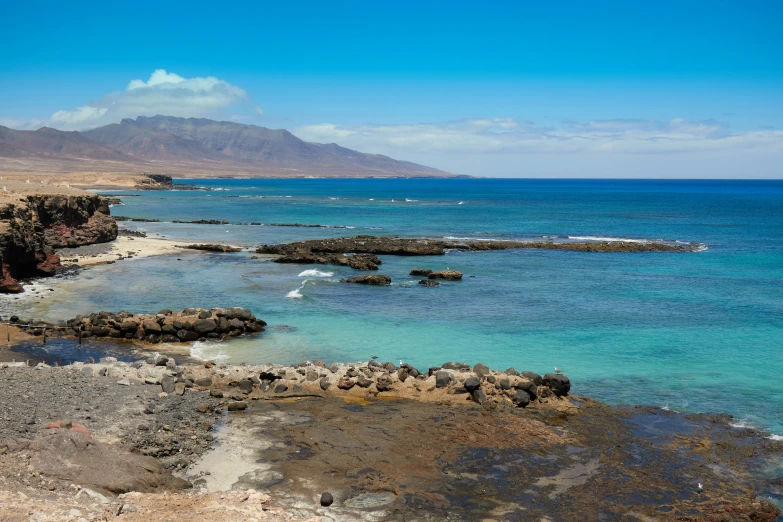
top-left (34, 178), bottom-right (783, 433)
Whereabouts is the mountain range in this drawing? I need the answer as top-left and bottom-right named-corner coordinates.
top-left (0, 116), bottom-right (451, 177)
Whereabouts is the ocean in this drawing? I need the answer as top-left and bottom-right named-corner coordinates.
top-left (31, 178), bottom-right (783, 433)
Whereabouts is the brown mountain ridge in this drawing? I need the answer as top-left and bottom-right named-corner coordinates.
top-left (0, 115), bottom-right (453, 178)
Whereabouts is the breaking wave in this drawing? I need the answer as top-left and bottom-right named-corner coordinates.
top-left (298, 269), bottom-right (334, 278)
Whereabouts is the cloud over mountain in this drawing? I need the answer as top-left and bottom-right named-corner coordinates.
top-left (21, 70), bottom-right (261, 131)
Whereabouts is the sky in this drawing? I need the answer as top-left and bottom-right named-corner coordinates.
top-left (1, 0), bottom-right (781, 178)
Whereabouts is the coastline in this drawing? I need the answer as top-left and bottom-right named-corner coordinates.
top-left (0, 175), bottom-right (781, 519)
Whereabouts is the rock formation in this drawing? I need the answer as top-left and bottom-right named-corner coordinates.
top-left (0, 193), bottom-right (117, 293)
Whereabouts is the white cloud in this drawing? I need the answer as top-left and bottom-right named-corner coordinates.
top-left (13, 69), bottom-right (261, 131)
top-left (294, 118), bottom-right (783, 177)
top-left (295, 117), bottom-right (783, 156)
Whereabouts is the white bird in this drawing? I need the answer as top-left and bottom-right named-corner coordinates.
top-left (554, 366), bottom-right (564, 374)
top-left (2, 186), bottom-right (6, 192)
top-left (697, 483), bottom-right (703, 492)
top-left (399, 360), bottom-right (404, 367)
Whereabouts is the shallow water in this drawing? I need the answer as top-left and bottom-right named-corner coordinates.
top-left (27, 178), bottom-right (783, 433)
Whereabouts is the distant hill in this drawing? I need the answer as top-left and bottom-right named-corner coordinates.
top-left (0, 116), bottom-right (452, 177)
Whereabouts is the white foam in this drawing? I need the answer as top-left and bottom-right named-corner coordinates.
top-left (298, 269), bottom-right (334, 278)
top-left (444, 236), bottom-right (514, 242)
top-left (286, 280), bottom-right (308, 299)
top-left (190, 341), bottom-right (230, 363)
top-left (568, 236), bottom-right (650, 244)
top-left (405, 198), bottom-right (418, 202)
top-left (768, 434), bottom-right (783, 441)
top-left (458, 201), bottom-right (464, 205)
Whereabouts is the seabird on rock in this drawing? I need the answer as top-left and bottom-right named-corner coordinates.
top-left (371, 355), bottom-right (378, 360)
top-left (554, 366), bottom-right (564, 374)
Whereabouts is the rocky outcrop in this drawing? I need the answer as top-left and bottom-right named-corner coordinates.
top-left (256, 235), bottom-right (698, 273)
top-left (341, 275), bottom-right (392, 286)
top-left (58, 307), bottom-right (266, 344)
top-left (429, 269), bottom-right (463, 281)
top-left (183, 244), bottom-right (242, 253)
top-left (0, 194), bottom-right (117, 293)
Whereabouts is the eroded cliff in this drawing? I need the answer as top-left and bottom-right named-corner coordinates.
top-left (0, 192), bottom-right (117, 293)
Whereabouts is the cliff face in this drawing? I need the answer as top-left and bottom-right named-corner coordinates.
top-left (0, 194), bottom-right (117, 293)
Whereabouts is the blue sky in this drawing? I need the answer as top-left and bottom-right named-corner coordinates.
top-left (1, 0), bottom-right (781, 177)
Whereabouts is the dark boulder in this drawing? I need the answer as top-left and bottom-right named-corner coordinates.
top-left (418, 279), bottom-right (440, 287)
top-left (193, 319), bottom-right (217, 334)
top-left (410, 268), bottom-right (432, 276)
top-left (505, 367), bottom-right (520, 376)
top-left (512, 389), bottom-right (531, 408)
top-left (521, 371), bottom-right (543, 385)
top-left (543, 373), bottom-right (571, 396)
top-left (435, 371), bottom-right (451, 388)
top-left (463, 376), bottom-right (481, 393)
top-left (442, 362), bottom-right (470, 371)
top-left (376, 374), bottom-right (393, 392)
top-left (177, 329), bottom-right (199, 342)
top-left (471, 389), bottom-right (487, 404)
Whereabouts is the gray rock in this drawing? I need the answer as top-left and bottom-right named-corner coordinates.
top-left (435, 371), bottom-right (451, 388)
top-left (193, 319), bottom-right (217, 334)
top-left (513, 389), bottom-right (531, 408)
top-left (306, 370), bottom-right (319, 382)
top-left (442, 362), bottom-right (470, 371)
top-left (472, 363), bottom-right (490, 377)
top-left (176, 329), bottom-right (199, 342)
top-left (356, 375), bottom-right (372, 388)
top-left (209, 389), bottom-right (223, 398)
top-left (499, 378), bottom-right (512, 390)
top-left (227, 401), bottom-right (247, 411)
top-left (521, 372), bottom-right (543, 385)
top-left (471, 389), bottom-right (487, 404)
top-left (194, 377), bottom-right (213, 387)
top-left (376, 374), bottom-right (393, 392)
top-left (320, 492), bottom-right (334, 507)
top-left (238, 379), bottom-right (253, 393)
top-left (505, 367), bottom-right (520, 376)
top-left (319, 377), bottom-right (331, 391)
top-left (463, 376), bottom-right (481, 393)
top-left (116, 378), bottom-right (131, 386)
top-left (160, 376), bottom-right (176, 394)
top-left (274, 383), bottom-right (289, 394)
top-left (174, 383), bottom-right (186, 396)
top-left (543, 374), bottom-right (571, 396)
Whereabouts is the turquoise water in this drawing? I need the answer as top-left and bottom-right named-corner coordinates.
top-left (35, 179), bottom-right (783, 433)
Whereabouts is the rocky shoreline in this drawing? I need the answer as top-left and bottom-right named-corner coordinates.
top-left (0, 352), bottom-right (780, 520)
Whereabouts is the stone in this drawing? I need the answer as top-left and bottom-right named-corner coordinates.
top-left (196, 403), bottom-right (211, 413)
top-left (409, 268), bottom-right (433, 276)
top-left (505, 367), bottom-right (520, 376)
top-left (144, 376), bottom-right (160, 385)
top-left (193, 319), bottom-right (217, 334)
top-left (116, 378), bottom-right (131, 386)
top-left (515, 381), bottom-right (538, 400)
top-left (442, 362), bottom-right (470, 371)
top-left (198, 311), bottom-right (211, 319)
top-left (341, 274), bottom-right (392, 286)
top-left (209, 389), bottom-right (223, 398)
top-left (543, 374), bottom-right (571, 396)
top-left (428, 269), bottom-right (462, 281)
top-left (176, 329), bottom-right (199, 342)
top-left (521, 372), bottom-right (543, 385)
top-left (142, 320), bottom-right (161, 334)
top-left (463, 376), bottom-right (481, 393)
top-left (319, 377), bottom-right (331, 391)
top-left (418, 279), bottom-right (440, 287)
top-left (194, 377), bottom-right (213, 387)
top-left (306, 370), bottom-right (319, 382)
top-left (499, 378), bottom-right (512, 391)
top-left (471, 389), bottom-right (487, 404)
top-left (337, 377), bottom-right (356, 390)
top-left (329, 363), bottom-right (340, 373)
top-left (174, 383), bottom-right (186, 396)
top-left (274, 383), bottom-right (289, 394)
top-left (320, 492), bottom-right (334, 507)
top-left (473, 363), bottom-right (490, 378)
top-left (513, 389), bottom-right (531, 408)
top-left (435, 371), bottom-right (451, 388)
top-left (356, 375), bottom-right (372, 388)
top-left (160, 376), bottom-right (176, 394)
top-left (397, 368), bottom-right (409, 382)
top-left (376, 374), bottom-right (393, 392)
top-left (227, 401), bottom-right (247, 411)
top-left (238, 379), bottom-right (254, 393)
